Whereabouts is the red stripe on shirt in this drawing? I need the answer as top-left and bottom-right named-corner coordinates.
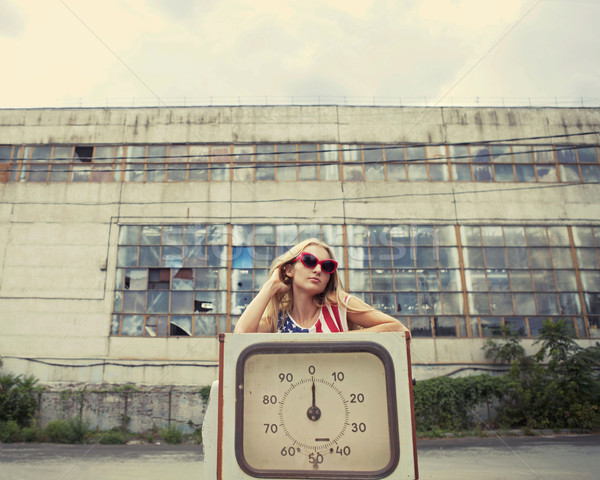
top-left (321, 306), bottom-right (340, 332)
top-left (330, 304), bottom-right (343, 331)
top-left (315, 319), bottom-right (323, 332)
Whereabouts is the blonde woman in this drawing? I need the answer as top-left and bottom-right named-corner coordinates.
top-left (234, 238), bottom-right (409, 334)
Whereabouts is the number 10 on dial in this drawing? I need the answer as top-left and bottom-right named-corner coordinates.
top-left (235, 342), bottom-right (400, 478)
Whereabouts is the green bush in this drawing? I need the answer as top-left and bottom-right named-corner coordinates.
top-left (0, 420), bottom-right (22, 443)
top-left (21, 425), bottom-right (42, 442)
top-left (45, 418), bottom-right (89, 444)
top-left (483, 319), bottom-right (600, 431)
top-left (413, 375), bottom-right (504, 433)
top-left (0, 371), bottom-right (42, 428)
top-left (160, 425), bottom-right (182, 444)
top-left (99, 429), bottom-right (128, 444)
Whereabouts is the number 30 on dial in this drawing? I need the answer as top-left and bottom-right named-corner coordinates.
top-left (235, 342), bottom-right (400, 479)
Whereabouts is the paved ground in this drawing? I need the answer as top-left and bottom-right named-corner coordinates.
top-left (1, 433), bottom-right (599, 479)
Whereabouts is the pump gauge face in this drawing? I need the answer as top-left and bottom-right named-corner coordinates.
top-left (235, 342), bottom-right (399, 479)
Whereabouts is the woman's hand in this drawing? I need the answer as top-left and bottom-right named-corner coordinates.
top-left (267, 267), bottom-right (292, 296)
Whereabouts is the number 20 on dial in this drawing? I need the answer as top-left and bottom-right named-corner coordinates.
top-left (235, 342), bottom-right (400, 479)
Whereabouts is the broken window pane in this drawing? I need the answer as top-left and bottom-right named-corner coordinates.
top-left (121, 315), bottom-right (144, 336)
top-left (231, 292), bottom-right (254, 315)
top-left (195, 291), bottom-right (217, 313)
top-left (172, 268), bottom-right (193, 290)
top-left (144, 315), bottom-right (168, 336)
top-left (125, 269), bottom-right (147, 290)
top-left (171, 316), bottom-right (192, 336)
top-left (148, 268), bottom-right (170, 289)
top-left (232, 269), bottom-right (253, 291)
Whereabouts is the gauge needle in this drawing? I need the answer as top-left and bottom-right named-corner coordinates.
top-left (306, 380), bottom-right (322, 421)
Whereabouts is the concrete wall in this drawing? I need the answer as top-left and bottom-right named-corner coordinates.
top-left (0, 106), bottom-right (599, 386)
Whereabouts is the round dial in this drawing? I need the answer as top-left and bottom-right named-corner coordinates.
top-left (235, 342), bottom-right (399, 478)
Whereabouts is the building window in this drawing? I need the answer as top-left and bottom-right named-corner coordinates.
top-left (112, 223), bottom-right (599, 339)
top-left (5, 142), bottom-right (599, 184)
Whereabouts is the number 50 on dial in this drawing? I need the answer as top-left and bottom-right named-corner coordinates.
top-left (234, 341), bottom-right (404, 479)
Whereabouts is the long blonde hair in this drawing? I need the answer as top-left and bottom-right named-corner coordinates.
top-left (260, 238), bottom-right (372, 332)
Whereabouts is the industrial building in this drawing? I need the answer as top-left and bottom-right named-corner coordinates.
top-left (1, 105), bottom-right (598, 387)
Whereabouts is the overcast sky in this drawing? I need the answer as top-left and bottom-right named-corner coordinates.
top-left (1, 0), bottom-right (598, 108)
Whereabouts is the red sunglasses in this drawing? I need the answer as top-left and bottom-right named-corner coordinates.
top-left (293, 252), bottom-right (338, 274)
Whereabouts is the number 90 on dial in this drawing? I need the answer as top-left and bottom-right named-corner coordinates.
top-left (234, 342), bottom-right (400, 479)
